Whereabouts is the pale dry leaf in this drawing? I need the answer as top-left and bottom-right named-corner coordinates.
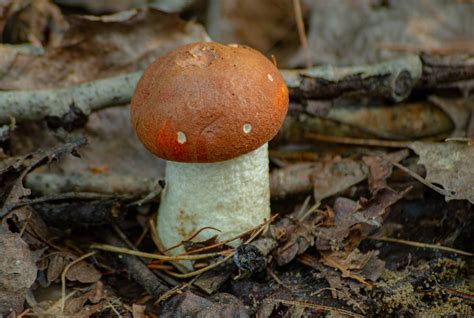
top-left (0, 232), bottom-right (37, 315)
top-left (65, 260), bottom-right (102, 284)
top-left (0, 8), bottom-right (210, 89)
top-left (313, 157), bottom-right (368, 202)
top-left (409, 141), bottom-right (474, 203)
top-left (292, 0), bottom-right (474, 66)
top-left (46, 254), bottom-right (67, 284)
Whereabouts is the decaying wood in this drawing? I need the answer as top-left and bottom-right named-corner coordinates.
top-left (26, 172), bottom-right (158, 198)
top-left (1, 55), bottom-right (472, 126)
top-left (284, 55), bottom-right (422, 102)
top-left (0, 72), bottom-right (140, 127)
top-left (26, 149), bottom-right (412, 205)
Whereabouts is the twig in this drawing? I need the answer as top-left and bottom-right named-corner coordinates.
top-left (305, 133), bottom-right (412, 148)
top-left (26, 172), bottom-right (159, 199)
top-left (164, 214), bottom-right (271, 279)
top-left (60, 251), bottom-right (96, 314)
top-left (6, 54), bottom-right (473, 126)
top-left (164, 226), bottom-right (222, 253)
top-left (0, 72), bottom-right (140, 126)
top-left (91, 243), bottom-right (232, 261)
top-left (164, 253), bottom-right (235, 279)
top-left (311, 287), bottom-right (366, 315)
top-left (390, 161), bottom-right (455, 198)
top-left (0, 192), bottom-right (115, 216)
top-left (367, 236), bottom-right (473, 257)
top-left (283, 55), bottom-right (422, 102)
top-left (265, 299), bottom-right (364, 318)
top-left (293, 0), bottom-right (312, 68)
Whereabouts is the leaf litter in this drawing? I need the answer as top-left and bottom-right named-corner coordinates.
top-left (0, 1), bottom-right (473, 317)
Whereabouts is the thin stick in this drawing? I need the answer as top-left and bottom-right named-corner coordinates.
top-left (162, 215), bottom-right (272, 279)
top-left (91, 243), bottom-right (231, 261)
top-left (266, 299), bottom-right (364, 318)
top-left (305, 133), bottom-right (411, 148)
top-left (368, 236), bottom-right (473, 257)
top-left (293, 0), bottom-right (312, 68)
top-left (164, 226), bottom-right (221, 253)
top-left (148, 218), bottom-right (189, 274)
top-left (311, 287), bottom-right (366, 314)
top-left (390, 161), bottom-right (454, 198)
top-left (163, 253), bottom-right (235, 279)
top-left (177, 214), bottom-right (278, 256)
top-left (60, 251), bottom-right (97, 314)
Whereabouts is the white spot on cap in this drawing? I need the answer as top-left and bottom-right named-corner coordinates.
top-left (228, 43), bottom-right (239, 48)
top-left (177, 131), bottom-right (186, 144)
top-left (243, 123), bottom-right (252, 134)
top-left (267, 74), bottom-right (274, 82)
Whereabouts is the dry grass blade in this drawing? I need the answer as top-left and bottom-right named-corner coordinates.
top-left (177, 214), bottom-right (278, 256)
top-left (305, 133), bottom-right (411, 148)
top-left (267, 299), bottom-right (364, 317)
top-left (293, 0), bottom-right (312, 68)
top-left (164, 226), bottom-right (222, 253)
top-left (60, 251), bottom-right (96, 315)
top-left (162, 214), bottom-right (273, 279)
top-left (90, 244), bottom-right (231, 261)
top-left (368, 236), bottom-right (473, 257)
top-left (390, 161), bottom-right (455, 198)
top-left (164, 254), bottom-right (235, 279)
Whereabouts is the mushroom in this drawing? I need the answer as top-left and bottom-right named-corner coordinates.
top-left (131, 42), bottom-right (288, 257)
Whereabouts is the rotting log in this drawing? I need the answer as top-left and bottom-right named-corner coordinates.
top-left (1, 55), bottom-right (472, 126)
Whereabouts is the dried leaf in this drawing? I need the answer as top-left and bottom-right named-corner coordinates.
top-left (65, 260), bottom-right (102, 284)
top-left (270, 214), bottom-right (321, 266)
top-left (207, 0), bottom-right (299, 66)
top-left (292, 1), bottom-right (474, 66)
top-left (320, 249), bottom-right (385, 287)
top-left (316, 187), bottom-right (410, 251)
top-left (313, 157), bottom-right (368, 202)
top-left (362, 150), bottom-right (409, 193)
top-left (1, 8), bottom-right (210, 90)
top-left (36, 281), bottom-right (108, 316)
top-left (0, 232), bottom-right (37, 315)
top-left (46, 254), bottom-right (67, 284)
top-left (410, 141), bottom-right (474, 203)
top-left (428, 96), bottom-right (472, 137)
top-left (160, 291), bottom-right (249, 318)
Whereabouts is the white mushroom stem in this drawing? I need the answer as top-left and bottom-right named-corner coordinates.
top-left (157, 143), bottom-right (271, 255)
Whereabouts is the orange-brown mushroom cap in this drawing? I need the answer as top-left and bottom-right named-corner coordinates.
top-left (131, 42), bottom-right (289, 163)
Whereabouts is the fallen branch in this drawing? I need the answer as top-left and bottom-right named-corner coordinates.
top-left (0, 72), bottom-right (140, 126)
top-left (2, 55), bottom-right (472, 126)
top-left (26, 172), bottom-right (158, 197)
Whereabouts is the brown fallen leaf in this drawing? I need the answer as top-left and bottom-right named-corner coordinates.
top-left (160, 291), bottom-right (249, 318)
top-left (0, 231), bottom-right (37, 315)
top-left (291, 1), bottom-right (474, 66)
top-left (0, 7), bottom-right (210, 90)
top-left (65, 260), bottom-right (102, 284)
top-left (362, 150), bottom-right (409, 193)
top-left (33, 281), bottom-right (109, 317)
top-left (320, 249), bottom-right (385, 287)
top-left (316, 187), bottom-right (411, 252)
top-left (46, 254), bottom-right (67, 285)
top-left (313, 157), bottom-right (368, 202)
top-left (270, 211), bottom-right (323, 266)
top-left (207, 0), bottom-right (299, 67)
